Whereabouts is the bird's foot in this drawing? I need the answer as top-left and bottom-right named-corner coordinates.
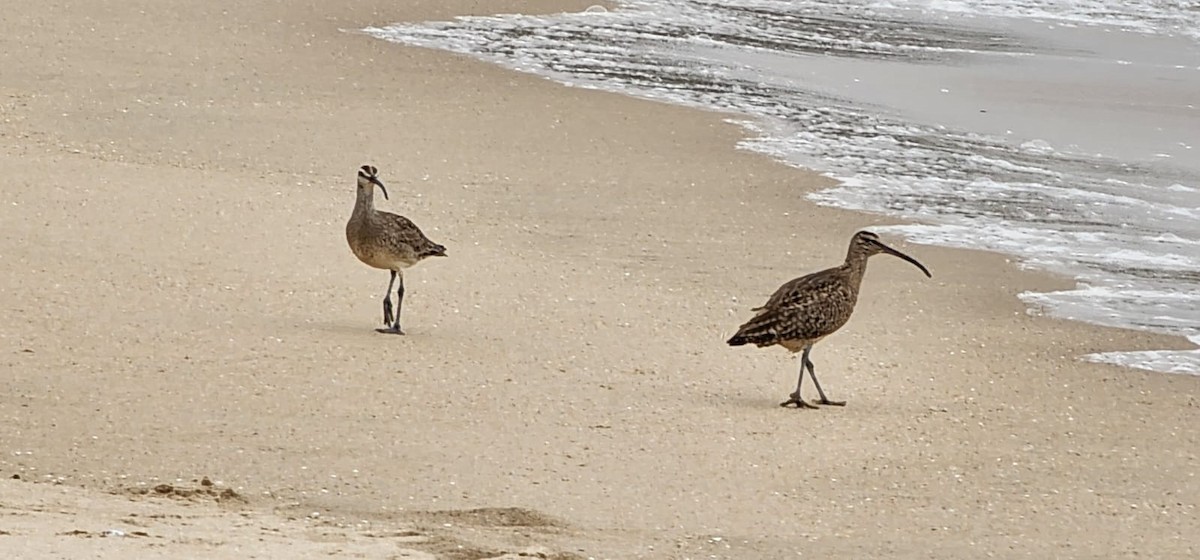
top-left (375, 325), bottom-right (406, 335)
top-left (779, 394), bottom-right (819, 409)
top-left (817, 398), bottom-right (846, 407)
top-left (382, 299), bottom-right (394, 326)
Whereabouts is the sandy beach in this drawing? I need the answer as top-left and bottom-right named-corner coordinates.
top-left (1, 1), bottom-right (1198, 558)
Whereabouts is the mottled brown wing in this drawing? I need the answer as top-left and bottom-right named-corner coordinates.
top-left (729, 268), bottom-right (857, 347)
top-left (750, 265), bottom-right (841, 311)
top-left (377, 211), bottom-right (447, 258)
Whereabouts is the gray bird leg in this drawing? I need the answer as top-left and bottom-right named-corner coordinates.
top-left (780, 348), bottom-right (818, 409)
top-left (377, 271), bottom-right (406, 335)
top-left (804, 346), bottom-right (845, 406)
top-left (380, 270), bottom-right (396, 327)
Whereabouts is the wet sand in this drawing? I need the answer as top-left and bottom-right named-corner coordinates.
top-left (1, 1), bottom-right (1197, 558)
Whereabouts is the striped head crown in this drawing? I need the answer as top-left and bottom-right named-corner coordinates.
top-left (850, 230), bottom-right (888, 256)
top-left (852, 230), bottom-right (879, 246)
top-left (356, 164), bottom-right (388, 200)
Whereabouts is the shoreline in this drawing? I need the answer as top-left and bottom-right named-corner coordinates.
top-left (373, 3), bottom-right (1200, 373)
top-left (2, 1), bottom-right (1198, 558)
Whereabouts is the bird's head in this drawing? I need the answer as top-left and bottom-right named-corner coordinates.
top-left (851, 230), bottom-right (932, 278)
top-left (357, 165), bottom-right (389, 200)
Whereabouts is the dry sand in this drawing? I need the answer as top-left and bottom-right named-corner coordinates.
top-left (1, 1), bottom-right (1198, 558)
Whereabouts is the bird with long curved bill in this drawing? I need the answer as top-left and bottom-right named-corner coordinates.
top-left (345, 165), bottom-right (447, 334)
top-left (727, 230), bottom-right (931, 409)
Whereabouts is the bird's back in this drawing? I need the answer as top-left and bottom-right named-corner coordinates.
top-left (347, 209), bottom-right (446, 270)
top-left (727, 265), bottom-right (859, 350)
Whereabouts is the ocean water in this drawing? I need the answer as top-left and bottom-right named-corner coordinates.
top-left (363, 0), bottom-right (1200, 375)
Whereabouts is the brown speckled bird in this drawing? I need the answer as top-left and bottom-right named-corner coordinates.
top-left (346, 165), bottom-right (447, 334)
top-left (727, 231), bottom-right (931, 409)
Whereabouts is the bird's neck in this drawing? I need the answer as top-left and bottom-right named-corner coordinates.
top-left (843, 251), bottom-right (870, 287)
top-left (353, 187), bottom-right (375, 215)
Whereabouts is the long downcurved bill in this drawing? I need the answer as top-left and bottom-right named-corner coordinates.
top-left (878, 243), bottom-right (932, 278)
top-left (372, 178), bottom-right (389, 200)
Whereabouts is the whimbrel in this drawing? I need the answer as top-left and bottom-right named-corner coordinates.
top-left (346, 165), bottom-right (447, 334)
top-left (727, 231), bottom-right (931, 408)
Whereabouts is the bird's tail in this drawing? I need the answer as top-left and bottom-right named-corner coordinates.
top-left (423, 243), bottom-right (448, 258)
top-left (726, 312), bottom-right (781, 347)
top-left (726, 333), bottom-right (753, 346)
